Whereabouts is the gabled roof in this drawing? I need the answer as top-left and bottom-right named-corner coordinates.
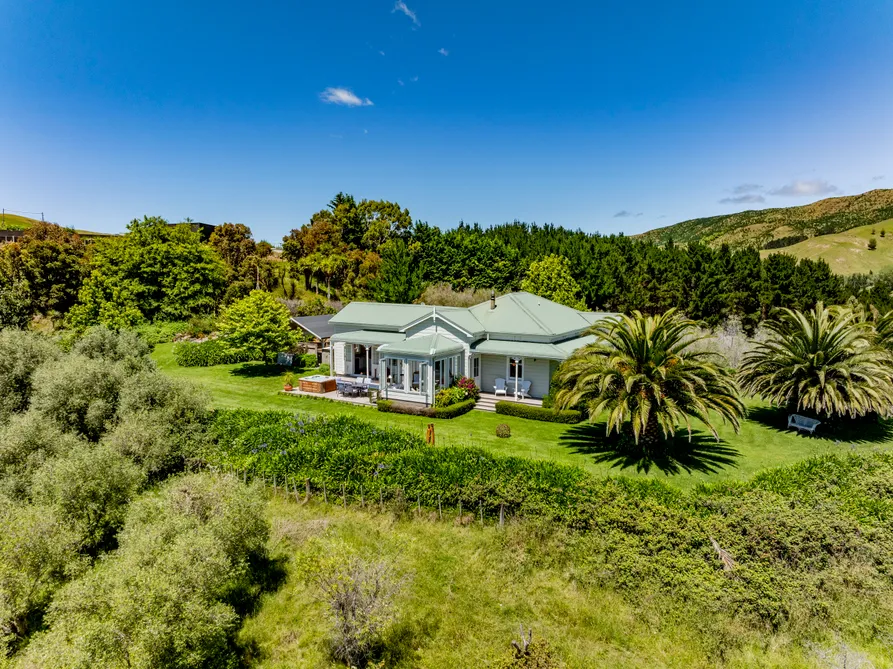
top-left (378, 333), bottom-right (465, 358)
top-left (331, 292), bottom-right (616, 343)
top-left (290, 314), bottom-right (335, 340)
top-left (469, 292), bottom-right (610, 339)
top-left (330, 330), bottom-right (406, 345)
top-left (471, 334), bottom-right (597, 360)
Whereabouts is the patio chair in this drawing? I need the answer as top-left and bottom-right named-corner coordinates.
top-left (494, 378), bottom-right (507, 396)
top-left (336, 381), bottom-right (350, 396)
top-left (518, 380), bottom-right (532, 400)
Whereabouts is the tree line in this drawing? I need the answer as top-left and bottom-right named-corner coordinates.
top-left (0, 196), bottom-right (889, 332)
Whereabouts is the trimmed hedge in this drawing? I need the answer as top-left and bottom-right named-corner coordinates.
top-left (434, 398), bottom-right (476, 419)
top-left (174, 340), bottom-right (259, 367)
top-left (377, 398), bottom-right (476, 420)
top-left (495, 401), bottom-right (583, 424)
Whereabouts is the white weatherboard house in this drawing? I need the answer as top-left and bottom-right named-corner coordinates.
top-left (330, 291), bottom-right (617, 406)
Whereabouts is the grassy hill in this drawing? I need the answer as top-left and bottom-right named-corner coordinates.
top-left (761, 220), bottom-right (893, 275)
top-left (0, 211), bottom-right (112, 237)
top-left (639, 189), bottom-right (893, 249)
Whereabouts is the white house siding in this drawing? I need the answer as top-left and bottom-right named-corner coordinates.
top-left (333, 341), bottom-right (347, 375)
top-left (479, 354), bottom-right (552, 399)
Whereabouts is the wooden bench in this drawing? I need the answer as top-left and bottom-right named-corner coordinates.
top-left (788, 414), bottom-right (821, 434)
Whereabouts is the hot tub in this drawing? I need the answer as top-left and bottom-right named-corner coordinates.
top-left (299, 375), bottom-right (337, 394)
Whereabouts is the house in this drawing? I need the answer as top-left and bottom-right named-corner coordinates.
top-left (330, 291), bottom-right (617, 405)
top-left (290, 314), bottom-right (335, 365)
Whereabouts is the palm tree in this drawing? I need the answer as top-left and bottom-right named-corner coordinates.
top-left (739, 303), bottom-right (893, 419)
top-left (554, 310), bottom-right (745, 449)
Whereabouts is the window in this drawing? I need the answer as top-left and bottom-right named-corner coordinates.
top-left (386, 359), bottom-right (404, 390)
top-left (473, 357), bottom-right (480, 378)
top-left (408, 360), bottom-right (424, 393)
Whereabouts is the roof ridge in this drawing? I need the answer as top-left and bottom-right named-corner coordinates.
top-left (507, 293), bottom-right (553, 335)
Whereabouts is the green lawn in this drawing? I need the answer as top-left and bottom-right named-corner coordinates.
top-left (152, 343), bottom-right (893, 490)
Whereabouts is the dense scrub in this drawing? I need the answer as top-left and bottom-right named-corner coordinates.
top-left (174, 339), bottom-right (259, 367)
top-left (0, 328), bottom-right (270, 666)
top-left (208, 409), bottom-right (893, 661)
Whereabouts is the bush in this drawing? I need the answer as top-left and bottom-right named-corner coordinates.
top-left (433, 398), bottom-right (476, 419)
top-left (0, 412), bottom-right (83, 499)
top-left (301, 541), bottom-right (404, 667)
top-left (29, 355), bottom-right (124, 441)
top-left (0, 330), bottom-right (60, 420)
top-left (495, 402), bottom-right (583, 424)
top-left (869, 237), bottom-right (878, 251)
top-left (184, 314), bottom-right (217, 339)
top-left (496, 423), bottom-right (511, 438)
top-left (377, 400), bottom-right (435, 417)
top-left (23, 473), bottom-right (268, 668)
top-left (318, 363), bottom-right (331, 376)
top-left (174, 339), bottom-right (259, 367)
top-left (72, 325), bottom-right (153, 365)
top-left (294, 353), bottom-right (317, 369)
top-left (435, 386), bottom-right (466, 408)
top-left (455, 376), bottom-right (480, 401)
top-left (132, 320), bottom-right (189, 346)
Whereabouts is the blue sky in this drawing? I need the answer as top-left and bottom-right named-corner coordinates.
top-left (1, 0), bottom-right (891, 241)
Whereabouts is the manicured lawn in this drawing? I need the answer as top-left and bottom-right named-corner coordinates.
top-left (153, 343), bottom-right (893, 489)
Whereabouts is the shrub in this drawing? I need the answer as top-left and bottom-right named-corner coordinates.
top-left (377, 400), bottom-right (435, 417)
top-left (0, 412), bottom-right (83, 499)
top-left (318, 363), bottom-right (331, 376)
top-left (174, 339), bottom-right (259, 367)
top-left (0, 330), bottom-right (60, 420)
top-left (72, 325), bottom-right (153, 365)
top-left (294, 353), bottom-right (317, 369)
top-left (184, 314), bottom-right (217, 339)
top-left (455, 376), bottom-right (480, 401)
top-left (495, 402), bottom-right (583, 424)
top-left (433, 398), bottom-right (476, 419)
top-left (435, 386), bottom-right (466, 408)
top-left (29, 355), bottom-right (123, 441)
top-left (869, 237), bottom-right (878, 251)
top-left (882, 230), bottom-right (887, 238)
top-left (23, 473), bottom-right (268, 668)
top-left (131, 320), bottom-right (189, 346)
top-left (496, 423), bottom-right (511, 438)
top-left (104, 413), bottom-right (196, 480)
top-left (31, 443), bottom-right (145, 550)
top-left (301, 541), bottom-right (404, 667)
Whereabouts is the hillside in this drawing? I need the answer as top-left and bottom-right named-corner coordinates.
top-left (761, 220), bottom-right (893, 275)
top-left (0, 211), bottom-right (112, 237)
top-left (639, 189), bottom-right (893, 248)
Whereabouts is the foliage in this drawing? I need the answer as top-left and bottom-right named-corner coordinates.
top-left (299, 541), bottom-right (404, 667)
top-left (868, 237), bottom-right (878, 251)
top-left (22, 473), bottom-right (268, 669)
top-left (495, 402), bottom-right (583, 424)
top-left (0, 500), bottom-right (83, 645)
top-left (455, 376), bottom-right (481, 401)
top-left (318, 363), bottom-right (331, 376)
top-left (131, 320), bottom-right (190, 346)
top-left (218, 290), bottom-right (296, 361)
top-left (29, 355), bottom-right (123, 441)
top-left (0, 278), bottom-right (32, 330)
top-left (279, 295), bottom-right (337, 317)
top-left (71, 325), bottom-right (153, 366)
top-left (67, 216), bottom-right (226, 328)
top-left (496, 423), bottom-right (511, 438)
top-left (417, 283), bottom-right (494, 307)
top-left (554, 310), bottom-right (745, 447)
top-left (434, 386), bottom-right (467, 408)
top-left (0, 330), bottom-right (60, 420)
top-left (433, 398), bottom-right (476, 419)
top-left (31, 443), bottom-right (145, 550)
top-left (174, 339), bottom-right (258, 367)
top-left (0, 412), bottom-right (83, 500)
top-left (0, 222), bottom-right (88, 320)
top-left (370, 237), bottom-right (423, 303)
top-left (208, 222), bottom-right (257, 282)
top-left (376, 400), bottom-right (434, 418)
top-left (520, 254), bottom-right (586, 309)
top-left (739, 303), bottom-right (893, 419)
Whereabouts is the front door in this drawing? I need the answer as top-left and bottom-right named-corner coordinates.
top-left (354, 345), bottom-right (368, 376)
top-left (507, 357), bottom-right (523, 396)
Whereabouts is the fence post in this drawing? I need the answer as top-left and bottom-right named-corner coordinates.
top-left (323, 481), bottom-right (328, 504)
top-left (458, 500), bottom-right (462, 522)
top-left (342, 483), bottom-right (347, 508)
top-left (438, 495), bottom-right (442, 520)
top-left (425, 423), bottom-right (435, 445)
top-left (361, 485), bottom-right (365, 508)
top-left (304, 478), bottom-right (311, 504)
top-left (479, 501), bottom-right (483, 526)
top-left (380, 487), bottom-right (384, 511)
top-left (499, 503), bottom-right (505, 529)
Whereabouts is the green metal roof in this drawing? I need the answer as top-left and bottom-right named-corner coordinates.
top-left (378, 333), bottom-right (464, 358)
top-left (472, 334), bottom-right (596, 360)
top-left (332, 292), bottom-right (617, 342)
top-left (330, 330), bottom-right (406, 345)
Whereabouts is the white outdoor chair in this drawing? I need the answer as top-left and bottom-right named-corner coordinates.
top-left (494, 378), bottom-right (507, 396)
top-left (518, 380), bottom-right (532, 400)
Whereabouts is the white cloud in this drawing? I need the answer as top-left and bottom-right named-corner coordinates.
top-left (410, 75), bottom-right (419, 82)
top-left (364, 129), bottom-right (368, 134)
top-left (872, 175), bottom-right (885, 181)
top-left (613, 210), bottom-right (642, 218)
top-left (397, 78), bottom-right (405, 86)
top-left (719, 194), bottom-right (766, 205)
top-left (438, 47), bottom-right (449, 56)
top-left (732, 183), bottom-right (762, 194)
top-left (769, 179), bottom-right (839, 197)
top-left (379, 50), bottom-right (385, 56)
top-left (319, 87), bottom-right (374, 107)
top-left (392, 1), bottom-right (420, 26)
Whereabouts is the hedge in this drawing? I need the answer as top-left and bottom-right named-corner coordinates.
top-left (174, 340), bottom-right (259, 367)
top-left (377, 398), bottom-right (476, 420)
top-left (495, 401), bottom-right (583, 424)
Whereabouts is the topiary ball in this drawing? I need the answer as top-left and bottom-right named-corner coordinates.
top-left (496, 423), bottom-right (511, 438)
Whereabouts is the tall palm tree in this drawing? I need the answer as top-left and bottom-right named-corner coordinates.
top-left (554, 310), bottom-right (745, 449)
top-left (739, 303), bottom-right (893, 419)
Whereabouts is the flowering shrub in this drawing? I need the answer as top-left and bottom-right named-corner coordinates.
top-left (435, 386), bottom-right (467, 408)
top-left (455, 376), bottom-right (481, 401)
